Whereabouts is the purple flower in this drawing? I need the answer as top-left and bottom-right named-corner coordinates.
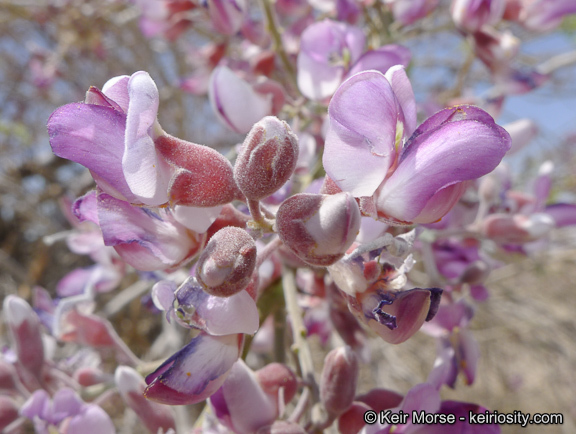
top-left (297, 19), bottom-right (411, 101)
top-left (390, 0), bottom-right (440, 26)
top-left (49, 71), bottom-right (239, 216)
top-left (206, 0), bottom-right (247, 36)
top-left (346, 286), bottom-right (442, 344)
top-left (519, 0), bottom-right (576, 32)
top-left (74, 191), bottom-right (205, 272)
top-left (324, 69), bottom-right (511, 225)
top-left (20, 388), bottom-right (115, 434)
top-left (209, 66), bottom-right (285, 134)
top-left (451, 0), bottom-right (505, 33)
top-left (152, 276), bottom-right (259, 335)
top-left (144, 332), bottom-right (244, 405)
top-left (209, 360), bottom-right (277, 433)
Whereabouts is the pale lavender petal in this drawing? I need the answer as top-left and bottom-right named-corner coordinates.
top-left (400, 383), bottom-right (441, 415)
top-left (48, 104), bottom-right (137, 203)
top-left (209, 66), bottom-right (272, 134)
top-left (151, 280), bottom-right (178, 312)
top-left (427, 343), bottom-right (458, 390)
top-left (522, 0), bottom-right (576, 32)
top-left (347, 45), bottom-right (411, 77)
top-left (297, 19), bottom-right (365, 100)
top-left (208, 0), bottom-right (247, 36)
top-left (216, 360), bottom-right (277, 433)
top-left (376, 107), bottom-right (511, 222)
top-left (173, 204), bottom-right (223, 233)
top-left (324, 71), bottom-right (399, 197)
top-left (145, 333), bottom-right (241, 405)
top-left (408, 182), bottom-right (468, 225)
top-left (392, 0), bottom-right (440, 25)
top-left (101, 75), bottom-right (130, 112)
top-left (503, 118), bottom-right (538, 155)
top-left (545, 203), bottom-right (576, 227)
top-left (72, 190), bottom-right (100, 225)
top-left (98, 193), bottom-right (203, 271)
top-left (51, 388), bottom-right (84, 422)
top-left (66, 231), bottom-right (105, 256)
top-left (531, 161), bottom-right (553, 211)
top-left (65, 404), bottom-right (116, 434)
top-left (20, 389), bottom-right (50, 420)
top-left (123, 71), bottom-right (171, 205)
top-left (297, 50), bottom-right (345, 101)
top-left (457, 328), bottom-right (479, 385)
top-left (175, 278), bottom-right (259, 335)
top-left (384, 65), bottom-right (417, 137)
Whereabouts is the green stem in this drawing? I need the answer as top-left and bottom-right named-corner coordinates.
top-left (259, 0), bottom-right (300, 94)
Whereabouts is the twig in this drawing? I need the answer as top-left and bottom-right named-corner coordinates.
top-left (282, 266), bottom-right (318, 399)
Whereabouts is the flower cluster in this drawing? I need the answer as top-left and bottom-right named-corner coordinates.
top-left (4, 0), bottom-right (576, 432)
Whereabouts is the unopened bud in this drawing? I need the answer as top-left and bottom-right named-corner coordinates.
top-left (460, 260), bottom-right (490, 285)
top-left (3, 296), bottom-right (44, 375)
top-left (0, 396), bottom-right (19, 431)
top-left (481, 213), bottom-right (554, 243)
top-left (256, 363), bottom-right (298, 405)
top-left (73, 367), bottom-right (108, 387)
top-left (320, 346), bottom-right (359, 417)
top-left (276, 193), bottom-right (361, 267)
top-left (196, 226), bottom-right (257, 297)
top-left (234, 116), bottom-right (299, 201)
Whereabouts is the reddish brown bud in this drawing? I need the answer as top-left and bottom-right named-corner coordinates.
top-left (320, 346), bottom-right (359, 417)
top-left (0, 396), bottom-right (19, 432)
top-left (276, 193), bottom-right (361, 266)
top-left (234, 116), bottom-right (299, 200)
top-left (256, 363), bottom-right (298, 405)
top-left (155, 134), bottom-right (241, 207)
top-left (196, 226), bottom-right (257, 297)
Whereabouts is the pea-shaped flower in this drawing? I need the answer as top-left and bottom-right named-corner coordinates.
top-left (196, 227), bottom-right (257, 297)
top-left (275, 192), bottom-right (361, 267)
top-left (234, 116), bottom-right (299, 201)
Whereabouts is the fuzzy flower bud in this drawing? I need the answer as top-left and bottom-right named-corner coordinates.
top-left (256, 363), bottom-right (298, 405)
top-left (276, 193), bottom-right (361, 267)
top-left (234, 116), bottom-right (299, 201)
top-left (196, 226), bottom-right (257, 297)
top-left (3, 295), bottom-right (44, 376)
top-left (320, 346), bottom-right (359, 417)
top-left (0, 397), bottom-right (19, 432)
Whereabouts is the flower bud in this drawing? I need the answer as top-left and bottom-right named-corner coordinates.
top-left (276, 193), bottom-right (361, 267)
top-left (234, 116), bottom-right (299, 201)
top-left (73, 367), bottom-right (109, 387)
top-left (196, 226), bottom-right (257, 297)
top-left (451, 0), bottom-right (505, 33)
top-left (320, 346), bottom-right (359, 417)
top-left (3, 295), bottom-right (44, 376)
top-left (256, 363), bottom-right (298, 405)
top-left (481, 213), bottom-right (554, 244)
top-left (0, 396), bottom-right (19, 431)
